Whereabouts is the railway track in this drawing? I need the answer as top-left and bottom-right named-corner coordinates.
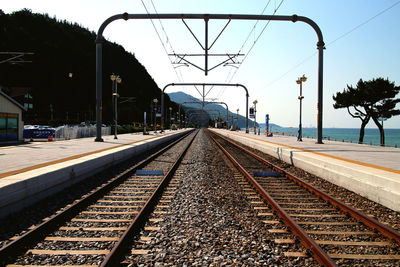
top-left (118, 129), bottom-right (314, 266)
top-left (119, 161), bottom-right (185, 265)
top-left (206, 129), bottom-right (400, 266)
top-left (0, 129), bottom-right (197, 267)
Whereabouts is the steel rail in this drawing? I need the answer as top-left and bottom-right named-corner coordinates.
top-left (211, 130), bottom-right (400, 245)
top-left (101, 129), bottom-right (199, 266)
top-left (0, 129), bottom-right (195, 265)
top-left (205, 130), bottom-right (336, 267)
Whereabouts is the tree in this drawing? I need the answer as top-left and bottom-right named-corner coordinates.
top-left (333, 78), bottom-right (400, 146)
top-left (0, 9), bottom-right (179, 126)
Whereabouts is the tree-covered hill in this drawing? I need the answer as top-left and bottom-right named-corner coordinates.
top-left (0, 9), bottom-right (177, 125)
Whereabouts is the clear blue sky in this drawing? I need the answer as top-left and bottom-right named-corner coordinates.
top-left (2, 0), bottom-right (400, 128)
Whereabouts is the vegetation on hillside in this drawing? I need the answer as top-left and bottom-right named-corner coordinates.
top-left (0, 9), bottom-right (179, 126)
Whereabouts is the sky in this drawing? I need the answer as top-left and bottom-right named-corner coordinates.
top-left (2, 0), bottom-right (400, 128)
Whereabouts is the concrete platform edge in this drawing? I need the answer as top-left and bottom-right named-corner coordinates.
top-left (0, 130), bottom-right (190, 218)
top-left (211, 129), bottom-right (400, 212)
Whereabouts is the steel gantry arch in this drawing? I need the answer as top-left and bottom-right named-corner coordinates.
top-left (205, 102), bottom-right (230, 127)
top-left (161, 83), bottom-right (249, 133)
top-left (182, 108), bottom-right (211, 128)
top-left (177, 101), bottom-right (230, 129)
top-left (95, 13), bottom-right (325, 144)
top-left (186, 109), bottom-right (220, 126)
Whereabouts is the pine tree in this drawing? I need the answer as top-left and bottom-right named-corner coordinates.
top-left (333, 78), bottom-right (400, 146)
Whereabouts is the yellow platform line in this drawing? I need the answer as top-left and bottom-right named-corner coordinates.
top-left (229, 132), bottom-right (400, 175)
top-left (0, 135), bottom-right (162, 179)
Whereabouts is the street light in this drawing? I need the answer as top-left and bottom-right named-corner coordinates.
top-left (253, 100), bottom-right (258, 134)
top-left (296, 74), bottom-right (307, 141)
top-left (110, 74), bottom-right (122, 139)
top-left (153, 98), bottom-right (158, 133)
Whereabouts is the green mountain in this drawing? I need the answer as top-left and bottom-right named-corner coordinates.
top-left (0, 9), bottom-right (177, 125)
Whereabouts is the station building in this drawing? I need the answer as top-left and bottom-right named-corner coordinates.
top-left (0, 88), bottom-right (26, 142)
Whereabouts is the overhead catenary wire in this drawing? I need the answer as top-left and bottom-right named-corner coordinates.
top-left (140, 0), bottom-right (184, 82)
top-left (327, 0), bottom-right (400, 47)
top-left (149, 0), bottom-right (177, 56)
top-left (220, 0), bottom-right (276, 97)
top-left (235, 0), bottom-right (272, 57)
top-left (218, 0), bottom-right (284, 99)
top-left (265, 0), bottom-right (400, 87)
top-left (222, 0), bottom-right (272, 86)
top-left (149, 0), bottom-right (185, 82)
top-left (239, 0), bottom-right (285, 67)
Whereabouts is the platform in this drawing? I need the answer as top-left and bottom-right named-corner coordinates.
top-left (210, 129), bottom-right (400, 212)
top-left (0, 129), bottom-right (191, 217)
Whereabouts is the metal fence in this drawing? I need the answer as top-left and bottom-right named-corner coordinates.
top-left (54, 125), bottom-right (111, 140)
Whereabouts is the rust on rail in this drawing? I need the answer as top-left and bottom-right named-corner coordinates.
top-left (205, 129), bottom-right (336, 267)
top-left (212, 130), bottom-right (400, 245)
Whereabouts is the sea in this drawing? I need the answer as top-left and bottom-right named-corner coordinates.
top-left (256, 127), bottom-right (400, 148)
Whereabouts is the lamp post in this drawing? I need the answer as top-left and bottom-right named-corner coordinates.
top-left (110, 74), bottom-right (122, 139)
top-left (153, 98), bottom-right (158, 133)
top-left (296, 74), bottom-right (307, 141)
top-left (236, 108), bottom-right (239, 130)
top-left (253, 100), bottom-right (258, 134)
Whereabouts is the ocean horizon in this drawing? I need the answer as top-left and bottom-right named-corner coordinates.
top-left (254, 127), bottom-right (400, 148)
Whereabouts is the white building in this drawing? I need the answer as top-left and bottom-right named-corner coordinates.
top-left (0, 89), bottom-right (26, 142)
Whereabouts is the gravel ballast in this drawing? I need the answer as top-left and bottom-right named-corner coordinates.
top-left (127, 129), bottom-right (313, 266)
top-left (235, 137), bottom-right (400, 232)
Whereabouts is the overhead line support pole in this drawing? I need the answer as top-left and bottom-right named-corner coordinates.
top-left (317, 41), bottom-right (324, 144)
top-left (205, 15), bottom-right (209, 76)
top-left (95, 38), bottom-right (104, 142)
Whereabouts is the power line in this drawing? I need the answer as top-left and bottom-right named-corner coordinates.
top-left (266, 52), bottom-right (317, 87)
top-left (148, 0), bottom-right (185, 82)
top-left (218, 0), bottom-right (284, 99)
top-left (225, 0), bottom-right (285, 84)
top-left (236, 0), bottom-right (272, 55)
top-left (219, 0), bottom-right (273, 98)
top-left (149, 0), bottom-right (177, 55)
top-left (266, 0), bottom-right (400, 87)
top-left (241, 0), bottom-right (285, 65)
top-left (327, 0), bottom-right (400, 47)
top-left (140, 0), bottom-right (183, 82)
top-left (221, 0), bottom-right (272, 89)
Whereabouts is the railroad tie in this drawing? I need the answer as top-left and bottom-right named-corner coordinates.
top-left (284, 252), bottom-right (308, 258)
top-left (26, 249), bottom-right (110, 255)
top-left (136, 169), bottom-right (164, 176)
top-left (253, 171), bottom-right (282, 177)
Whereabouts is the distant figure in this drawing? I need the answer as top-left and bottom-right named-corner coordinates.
top-left (258, 128), bottom-right (260, 135)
